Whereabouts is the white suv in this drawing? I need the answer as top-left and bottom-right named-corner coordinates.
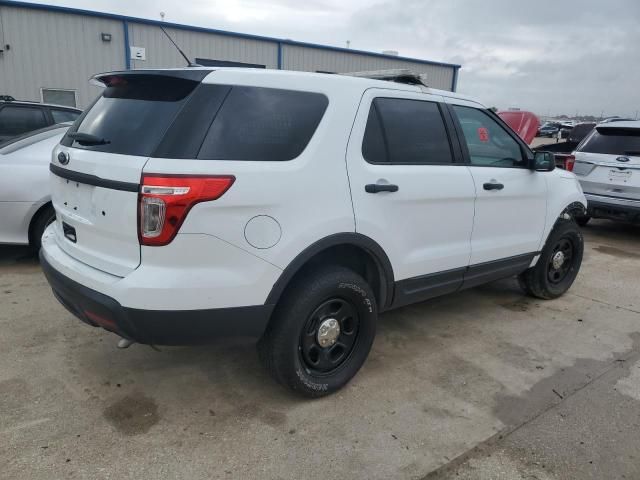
top-left (572, 121), bottom-right (640, 225)
top-left (40, 68), bottom-right (586, 397)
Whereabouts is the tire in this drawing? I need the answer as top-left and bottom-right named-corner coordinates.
top-left (518, 218), bottom-right (584, 300)
top-left (30, 205), bottom-right (55, 251)
top-left (257, 265), bottom-right (377, 398)
top-left (574, 215), bottom-right (591, 227)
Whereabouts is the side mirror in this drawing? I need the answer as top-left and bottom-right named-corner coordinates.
top-left (531, 151), bottom-right (555, 172)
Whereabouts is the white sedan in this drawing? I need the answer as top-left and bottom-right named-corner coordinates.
top-left (0, 124), bottom-right (69, 249)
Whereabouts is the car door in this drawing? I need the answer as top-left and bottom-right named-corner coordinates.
top-left (346, 89), bottom-right (476, 308)
top-left (447, 101), bottom-right (547, 271)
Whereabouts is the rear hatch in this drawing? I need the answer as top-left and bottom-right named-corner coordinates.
top-left (51, 70), bottom-right (210, 276)
top-left (573, 125), bottom-right (640, 201)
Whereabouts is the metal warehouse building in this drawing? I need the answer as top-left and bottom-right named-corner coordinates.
top-left (0, 0), bottom-right (461, 109)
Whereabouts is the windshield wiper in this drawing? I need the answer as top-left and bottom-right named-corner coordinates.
top-left (624, 151), bottom-right (640, 157)
top-left (67, 132), bottom-right (110, 146)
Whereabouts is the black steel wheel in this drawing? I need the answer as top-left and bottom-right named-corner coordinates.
top-left (258, 265), bottom-right (377, 398)
top-left (299, 298), bottom-right (360, 376)
top-left (519, 218), bottom-right (583, 299)
top-left (547, 238), bottom-right (574, 284)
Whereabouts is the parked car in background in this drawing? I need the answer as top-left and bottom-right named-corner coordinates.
top-left (0, 98), bottom-right (80, 142)
top-left (40, 68), bottom-right (586, 397)
top-left (572, 121), bottom-right (640, 225)
top-left (532, 123), bottom-right (598, 170)
top-left (568, 122), bottom-right (596, 144)
top-left (538, 122), bottom-right (561, 137)
top-left (0, 124), bottom-right (70, 248)
top-left (498, 110), bottom-right (540, 144)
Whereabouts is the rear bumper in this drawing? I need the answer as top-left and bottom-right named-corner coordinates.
top-left (40, 251), bottom-right (273, 345)
top-left (585, 193), bottom-right (640, 223)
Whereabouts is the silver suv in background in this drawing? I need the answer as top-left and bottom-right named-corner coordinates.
top-left (573, 121), bottom-right (640, 225)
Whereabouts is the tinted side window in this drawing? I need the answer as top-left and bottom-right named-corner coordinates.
top-left (362, 98), bottom-right (452, 164)
top-left (361, 104), bottom-right (387, 163)
top-left (51, 109), bottom-right (80, 124)
top-left (198, 87), bottom-right (328, 161)
top-left (452, 105), bottom-right (525, 168)
top-left (0, 106), bottom-right (48, 136)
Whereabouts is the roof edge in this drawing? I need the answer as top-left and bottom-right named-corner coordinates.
top-left (0, 0), bottom-right (462, 70)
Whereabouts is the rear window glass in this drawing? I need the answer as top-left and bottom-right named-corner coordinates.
top-left (62, 75), bottom-right (199, 157)
top-left (578, 128), bottom-right (640, 156)
top-left (197, 87), bottom-right (328, 161)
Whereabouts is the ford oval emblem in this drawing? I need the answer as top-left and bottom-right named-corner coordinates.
top-left (616, 156), bottom-right (630, 163)
top-left (57, 151), bottom-right (70, 165)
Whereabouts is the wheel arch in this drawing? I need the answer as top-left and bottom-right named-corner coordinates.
top-left (28, 201), bottom-right (54, 246)
top-left (265, 233), bottom-right (395, 311)
top-left (538, 181), bottom-right (587, 251)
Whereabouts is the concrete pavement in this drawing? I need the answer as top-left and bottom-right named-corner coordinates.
top-left (1, 219), bottom-right (638, 479)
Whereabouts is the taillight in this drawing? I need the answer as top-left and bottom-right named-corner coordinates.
top-left (139, 174), bottom-right (235, 246)
top-left (564, 155), bottom-right (576, 172)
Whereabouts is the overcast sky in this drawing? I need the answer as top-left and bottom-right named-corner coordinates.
top-left (34, 0), bottom-right (640, 118)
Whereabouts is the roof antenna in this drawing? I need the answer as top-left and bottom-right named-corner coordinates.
top-left (158, 23), bottom-right (201, 67)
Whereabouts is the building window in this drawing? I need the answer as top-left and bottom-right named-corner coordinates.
top-left (41, 89), bottom-right (77, 108)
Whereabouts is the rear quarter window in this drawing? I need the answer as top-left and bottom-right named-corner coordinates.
top-left (197, 87), bottom-right (328, 161)
top-left (51, 109), bottom-right (80, 124)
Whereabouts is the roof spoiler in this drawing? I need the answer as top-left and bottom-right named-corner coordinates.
top-left (90, 69), bottom-right (213, 87)
top-left (340, 69), bottom-right (428, 87)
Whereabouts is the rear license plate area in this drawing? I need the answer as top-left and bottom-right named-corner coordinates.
top-left (608, 169), bottom-right (632, 183)
top-left (55, 178), bottom-right (95, 217)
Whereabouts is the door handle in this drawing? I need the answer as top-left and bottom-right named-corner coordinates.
top-left (483, 182), bottom-right (504, 191)
top-left (365, 183), bottom-right (399, 193)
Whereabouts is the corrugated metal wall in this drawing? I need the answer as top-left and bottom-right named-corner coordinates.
top-left (0, 3), bottom-right (458, 109)
top-left (127, 23), bottom-right (279, 70)
top-left (0, 5), bottom-right (124, 107)
top-left (282, 45), bottom-right (455, 91)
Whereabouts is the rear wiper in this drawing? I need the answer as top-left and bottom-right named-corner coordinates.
top-left (67, 132), bottom-right (110, 146)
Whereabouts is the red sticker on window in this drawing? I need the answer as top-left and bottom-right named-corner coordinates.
top-left (478, 127), bottom-right (489, 142)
